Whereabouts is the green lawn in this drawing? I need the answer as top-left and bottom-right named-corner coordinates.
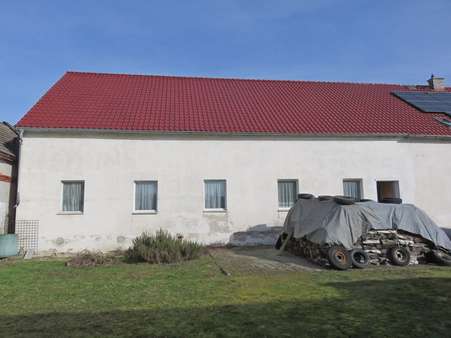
top-left (1, 255), bottom-right (451, 337)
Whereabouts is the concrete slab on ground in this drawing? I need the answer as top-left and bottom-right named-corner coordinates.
top-left (209, 246), bottom-right (323, 275)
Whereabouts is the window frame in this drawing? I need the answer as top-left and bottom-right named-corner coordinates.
top-left (203, 179), bottom-right (227, 212)
top-left (60, 180), bottom-right (85, 214)
top-left (277, 179), bottom-right (299, 210)
top-left (133, 180), bottom-right (158, 214)
top-left (343, 178), bottom-right (363, 200)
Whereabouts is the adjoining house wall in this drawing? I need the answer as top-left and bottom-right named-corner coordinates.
top-left (0, 161), bottom-right (12, 234)
top-left (15, 132), bottom-right (451, 253)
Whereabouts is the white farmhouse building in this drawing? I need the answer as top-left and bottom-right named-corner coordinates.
top-left (15, 72), bottom-right (451, 253)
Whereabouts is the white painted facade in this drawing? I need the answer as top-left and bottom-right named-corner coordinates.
top-left (0, 162), bottom-right (12, 234)
top-left (15, 131), bottom-right (451, 253)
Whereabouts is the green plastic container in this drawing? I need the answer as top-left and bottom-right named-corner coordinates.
top-left (0, 234), bottom-right (18, 257)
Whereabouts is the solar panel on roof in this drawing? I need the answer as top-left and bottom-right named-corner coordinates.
top-left (393, 91), bottom-right (451, 117)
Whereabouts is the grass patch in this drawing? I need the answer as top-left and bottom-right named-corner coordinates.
top-left (1, 253), bottom-right (451, 337)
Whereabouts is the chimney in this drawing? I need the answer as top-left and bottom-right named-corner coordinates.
top-left (427, 74), bottom-right (445, 91)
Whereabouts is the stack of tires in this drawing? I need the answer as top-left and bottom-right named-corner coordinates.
top-left (327, 245), bottom-right (411, 270)
top-left (332, 195), bottom-right (403, 205)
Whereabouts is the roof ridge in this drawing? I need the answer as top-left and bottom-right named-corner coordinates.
top-left (66, 70), bottom-right (412, 87)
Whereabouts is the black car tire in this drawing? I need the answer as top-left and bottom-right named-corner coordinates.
top-left (388, 247), bottom-right (411, 266)
top-left (350, 249), bottom-right (369, 269)
top-left (298, 193), bottom-right (314, 200)
top-left (334, 196), bottom-right (356, 205)
top-left (431, 249), bottom-right (451, 266)
top-left (327, 246), bottom-right (351, 270)
top-left (318, 195), bottom-right (333, 201)
top-left (381, 197), bottom-right (403, 204)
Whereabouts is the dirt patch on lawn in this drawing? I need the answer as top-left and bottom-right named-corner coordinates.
top-left (209, 246), bottom-right (323, 275)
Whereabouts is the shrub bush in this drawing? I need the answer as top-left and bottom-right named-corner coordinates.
top-left (125, 230), bottom-right (206, 264)
top-left (65, 250), bottom-right (116, 267)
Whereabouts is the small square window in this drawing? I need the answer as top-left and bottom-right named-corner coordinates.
top-left (278, 180), bottom-right (298, 208)
top-left (343, 179), bottom-right (363, 200)
top-left (204, 180), bottom-right (226, 210)
top-left (62, 181), bottom-right (85, 212)
top-left (135, 181), bottom-right (158, 211)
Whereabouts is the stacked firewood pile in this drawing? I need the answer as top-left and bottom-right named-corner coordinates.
top-left (285, 237), bottom-right (328, 266)
top-left (362, 230), bottom-right (430, 265)
top-left (286, 230), bottom-right (431, 266)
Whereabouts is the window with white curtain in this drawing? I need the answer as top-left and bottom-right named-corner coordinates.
top-left (278, 180), bottom-right (298, 208)
top-left (134, 181), bottom-right (158, 212)
top-left (204, 180), bottom-right (226, 210)
top-left (343, 179), bottom-right (363, 200)
top-left (62, 181), bottom-right (85, 212)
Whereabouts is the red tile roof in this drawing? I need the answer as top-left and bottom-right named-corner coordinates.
top-left (17, 71), bottom-right (451, 137)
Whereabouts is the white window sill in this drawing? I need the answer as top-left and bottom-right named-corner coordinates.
top-left (57, 211), bottom-right (83, 215)
top-left (203, 209), bottom-right (227, 213)
top-left (132, 210), bottom-right (157, 215)
top-left (278, 208), bottom-right (291, 212)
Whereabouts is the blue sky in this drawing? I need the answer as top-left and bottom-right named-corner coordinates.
top-left (1, 0), bottom-right (451, 123)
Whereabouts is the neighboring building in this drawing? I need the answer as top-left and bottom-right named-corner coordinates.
top-left (0, 122), bottom-right (18, 234)
top-left (15, 72), bottom-right (451, 253)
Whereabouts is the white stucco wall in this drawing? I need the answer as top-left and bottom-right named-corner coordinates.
top-left (0, 161), bottom-right (12, 234)
top-left (15, 132), bottom-right (451, 253)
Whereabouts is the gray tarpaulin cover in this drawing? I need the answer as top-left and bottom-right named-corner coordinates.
top-left (282, 198), bottom-right (451, 251)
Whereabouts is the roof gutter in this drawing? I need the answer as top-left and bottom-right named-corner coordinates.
top-left (15, 129), bottom-right (23, 208)
top-left (11, 128), bottom-right (23, 209)
top-left (16, 126), bottom-right (451, 141)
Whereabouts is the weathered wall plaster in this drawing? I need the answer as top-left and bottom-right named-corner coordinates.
top-left (16, 132), bottom-right (451, 252)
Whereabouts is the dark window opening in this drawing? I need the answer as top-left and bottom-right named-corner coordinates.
top-left (377, 181), bottom-right (400, 202)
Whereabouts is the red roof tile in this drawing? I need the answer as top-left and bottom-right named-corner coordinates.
top-left (16, 71), bottom-right (451, 137)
